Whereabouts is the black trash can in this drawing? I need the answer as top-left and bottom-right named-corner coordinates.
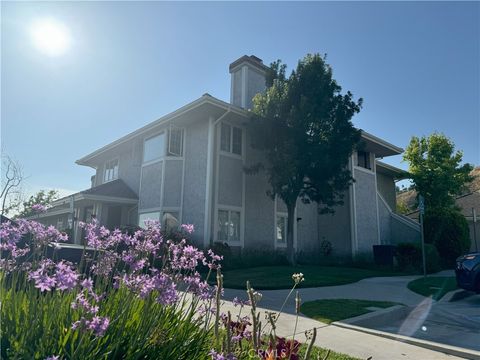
top-left (373, 245), bottom-right (397, 266)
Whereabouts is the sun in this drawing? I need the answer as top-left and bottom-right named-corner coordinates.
top-left (30, 18), bottom-right (71, 57)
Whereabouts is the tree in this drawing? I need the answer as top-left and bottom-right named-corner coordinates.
top-left (1, 154), bottom-right (24, 216)
top-left (16, 189), bottom-right (59, 219)
top-left (423, 207), bottom-right (470, 267)
top-left (403, 133), bottom-right (473, 209)
top-left (249, 54), bottom-right (362, 264)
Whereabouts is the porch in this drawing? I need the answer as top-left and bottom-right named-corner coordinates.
top-left (37, 179), bottom-right (138, 244)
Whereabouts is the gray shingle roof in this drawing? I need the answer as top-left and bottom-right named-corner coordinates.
top-left (80, 179), bottom-right (138, 200)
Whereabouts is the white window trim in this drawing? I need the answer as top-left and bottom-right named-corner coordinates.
top-left (354, 164), bottom-right (376, 176)
top-left (167, 126), bottom-right (184, 157)
top-left (273, 196), bottom-right (298, 250)
top-left (275, 212), bottom-right (288, 247)
top-left (143, 131), bottom-right (167, 165)
top-left (219, 121), bottom-right (244, 159)
top-left (215, 206), bottom-right (243, 244)
top-left (354, 151), bottom-right (375, 174)
top-left (103, 158), bottom-right (119, 183)
top-left (138, 208), bottom-right (182, 228)
top-left (138, 211), bottom-right (161, 228)
top-left (142, 128), bottom-right (185, 167)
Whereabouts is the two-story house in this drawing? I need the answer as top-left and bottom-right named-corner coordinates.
top-left (36, 55), bottom-right (421, 258)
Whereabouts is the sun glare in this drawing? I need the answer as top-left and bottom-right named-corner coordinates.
top-left (30, 18), bottom-right (71, 56)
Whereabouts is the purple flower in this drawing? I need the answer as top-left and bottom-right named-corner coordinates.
top-left (209, 350), bottom-right (237, 360)
top-left (181, 223), bottom-right (194, 234)
top-left (203, 249), bottom-right (223, 270)
top-left (28, 259), bottom-right (56, 292)
top-left (55, 261), bottom-right (78, 291)
top-left (81, 278), bottom-right (93, 291)
top-left (32, 204), bottom-right (47, 213)
top-left (86, 316), bottom-right (110, 336)
top-left (232, 297), bottom-right (250, 307)
top-left (44, 356), bottom-right (60, 360)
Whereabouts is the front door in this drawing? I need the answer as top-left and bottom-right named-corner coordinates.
top-left (106, 205), bottom-right (122, 230)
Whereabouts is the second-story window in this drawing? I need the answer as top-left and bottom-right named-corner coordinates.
top-left (220, 123), bottom-right (242, 156)
top-left (144, 133), bottom-right (165, 163)
top-left (168, 128), bottom-right (183, 156)
top-left (357, 151), bottom-right (371, 170)
top-left (104, 159), bottom-right (119, 182)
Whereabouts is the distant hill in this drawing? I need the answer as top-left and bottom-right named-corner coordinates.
top-left (396, 166), bottom-right (480, 213)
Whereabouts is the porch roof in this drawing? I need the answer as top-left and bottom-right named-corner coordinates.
top-left (51, 179), bottom-right (138, 207)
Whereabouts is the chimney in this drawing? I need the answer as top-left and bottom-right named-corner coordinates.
top-left (229, 55), bottom-right (269, 110)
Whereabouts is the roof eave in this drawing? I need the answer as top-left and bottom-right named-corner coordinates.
top-left (360, 130), bottom-right (404, 156)
top-left (76, 95), bottom-right (248, 166)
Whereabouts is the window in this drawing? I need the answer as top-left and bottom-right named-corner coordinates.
top-left (138, 212), bottom-right (161, 228)
top-left (144, 133), bottom-right (165, 163)
top-left (220, 123), bottom-right (242, 156)
top-left (162, 211), bottom-right (180, 232)
top-left (56, 218), bottom-right (64, 231)
top-left (104, 159), bottom-right (119, 182)
top-left (276, 215), bottom-right (287, 244)
top-left (357, 151), bottom-right (371, 170)
top-left (217, 209), bottom-right (241, 243)
top-left (220, 123), bottom-right (231, 152)
top-left (232, 127), bottom-right (242, 155)
top-left (168, 128), bottom-right (184, 156)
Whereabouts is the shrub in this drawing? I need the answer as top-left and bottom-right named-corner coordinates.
top-left (395, 242), bottom-right (441, 273)
top-left (425, 243), bottom-right (441, 273)
top-left (396, 243), bottom-right (421, 271)
top-left (424, 207), bottom-right (470, 268)
top-left (320, 240), bottom-right (333, 257)
top-left (211, 243), bottom-right (289, 270)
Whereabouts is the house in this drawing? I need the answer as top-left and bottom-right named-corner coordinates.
top-left (35, 55), bottom-right (421, 258)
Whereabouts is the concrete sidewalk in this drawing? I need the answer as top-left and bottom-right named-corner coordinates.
top-left (221, 299), bottom-right (465, 360)
top-left (224, 275), bottom-right (427, 315)
top-left (220, 271), bottom-right (479, 359)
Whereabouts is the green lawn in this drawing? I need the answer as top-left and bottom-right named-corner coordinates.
top-left (407, 276), bottom-right (458, 301)
top-left (301, 299), bottom-right (400, 324)
top-left (221, 265), bottom-right (407, 290)
top-left (298, 345), bottom-right (360, 360)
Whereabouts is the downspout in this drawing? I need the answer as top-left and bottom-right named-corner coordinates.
top-left (203, 109), bottom-right (232, 248)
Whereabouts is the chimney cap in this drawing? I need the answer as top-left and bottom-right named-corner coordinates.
top-left (229, 55), bottom-right (269, 73)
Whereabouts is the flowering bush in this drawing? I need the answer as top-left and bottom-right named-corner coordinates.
top-left (1, 215), bottom-right (330, 360)
top-left (0, 218), bottom-right (220, 359)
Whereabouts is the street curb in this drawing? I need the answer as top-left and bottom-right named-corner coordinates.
top-left (440, 289), bottom-right (462, 303)
top-left (332, 321), bottom-right (480, 360)
top-left (340, 305), bottom-right (407, 326)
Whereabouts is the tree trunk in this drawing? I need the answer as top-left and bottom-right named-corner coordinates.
top-left (286, 203), bottom-right (296, 265)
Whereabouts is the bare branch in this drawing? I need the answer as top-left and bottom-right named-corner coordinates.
top-left (1, 154), bottom-right (24, 216)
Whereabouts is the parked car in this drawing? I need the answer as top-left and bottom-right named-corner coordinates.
top-left (455, 252), bottom-right (480, 293)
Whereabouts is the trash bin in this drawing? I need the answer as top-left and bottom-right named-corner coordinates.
top-left (373, 245), bottom-right (396, 266)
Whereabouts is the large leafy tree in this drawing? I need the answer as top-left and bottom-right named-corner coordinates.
top-left (249, 54), bottom-right (362, 264)
top-left (16, 189), bottom-right (59, 219)
top-left (403, 133), bottom-right (473, 209)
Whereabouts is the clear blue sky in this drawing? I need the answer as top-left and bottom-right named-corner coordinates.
top-left (2, 1), bottom-right (479, 196)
